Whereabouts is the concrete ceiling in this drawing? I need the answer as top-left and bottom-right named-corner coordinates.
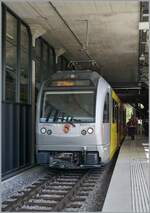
top-left (5, 0), bottom-right (140, 85)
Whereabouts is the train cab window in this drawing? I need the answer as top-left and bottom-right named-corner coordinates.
top-left (41, 91), bottom-right (95, 123)
top-left (103, 93), bottom-right (109, 123)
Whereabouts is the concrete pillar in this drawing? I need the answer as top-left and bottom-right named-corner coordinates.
top-left (55, 48), bottom-right (66, 70)
top-left (29, 25), bottom-right (46, 164)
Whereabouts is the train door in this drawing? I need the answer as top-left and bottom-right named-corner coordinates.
top-left (116, 104), bottom-right (120, 146)
top-left (103, 92), bottom-right (111, 146)
top-left (110, 99), bottom-right (118, 159)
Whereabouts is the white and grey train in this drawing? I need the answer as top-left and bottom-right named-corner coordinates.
top-left (36, 70), bottom-right (125, 168)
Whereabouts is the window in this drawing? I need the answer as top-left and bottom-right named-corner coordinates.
top-left (20, 24), bottom-right (29, 103)
top-left (3, 8), bottom-right (31, 104)
top-left (35, 39), bottom-right (41, 87)
top-left (41, 91), bottom-right (95, 123)
top-left (57, 55), bottom-right (68, 71)
top-left (5, 12), bottom-right (17, 102)
top-left (57, 56), bottom-right (62, 70)
top-left (49, 48), bottom-right (55, 72)
top-left (113, 99), bottom-right (118, 123)
top-left (103, 93), bottom-right (109, 123)
top-left (42, 42), bottom-right (48, 80)
top-left (35, 38), bottom-right (56, 90)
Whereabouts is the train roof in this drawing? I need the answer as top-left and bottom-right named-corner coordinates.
top-left (50, 70), bottom-right (101, 86)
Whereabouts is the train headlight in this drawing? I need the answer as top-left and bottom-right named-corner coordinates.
top-left (87, 127), bottom-right (94, 134)
top-left (40, 127), bottom-right (46, 134)
top-left (47, 129), bottom-right (52, 135)
top-left (81, 130), bottom-right (87, 135)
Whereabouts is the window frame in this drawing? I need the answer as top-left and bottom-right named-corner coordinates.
top-left (35, 37), bottom-right (56, 86)
top-left (40, 89), bottom-right (96, 124)
top-left (2, 3), bottom-right (32, 104)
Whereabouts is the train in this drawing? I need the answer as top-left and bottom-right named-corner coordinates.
top-left (36, 70), bottom-right (126, 168)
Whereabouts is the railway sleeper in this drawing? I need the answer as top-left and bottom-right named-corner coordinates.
top-left (59, 175), bottom-right (82, 179)
top-left (66, 201), bottom-right (83, 208)
top-left (48, 186), bottom-right (72, 190)
top-left (56, 178), bottom-right (79, 182)
top-left (27, 199), bottom-right (57, 207)
top-left (63, 208), bottom-right (80, 212)
top-left (42, 189), bottom-right (68, 195)
top-left (82, 183), bottom-right (95, 187)
top-left (48, 182), bottom-right (76, 186)
top-left (26, 201), bottom-right (62, 210)
top-left (20, 204), bottom-right (53, 211)
top-left (71, 196), bottom-right (86, 202)
top-left (37, 194), bottom-right (64, 200)
top-left (20, 209), bottom-right (50, 212)
top-left (79, 187), bottom-right (93, 191)
top-left (77, 192), bottom-right (89, 196)
top-left (84, 179), bottom-right (97, 183)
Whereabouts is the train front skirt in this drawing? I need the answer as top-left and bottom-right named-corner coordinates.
top-left (37, 151), bottom-right (102, 169)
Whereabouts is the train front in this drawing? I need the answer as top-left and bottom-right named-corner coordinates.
top-left (36, 71), bottom-right (101, 168)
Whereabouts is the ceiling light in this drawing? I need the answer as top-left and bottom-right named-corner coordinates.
top-left (139, 54), bottom-right (145, 61)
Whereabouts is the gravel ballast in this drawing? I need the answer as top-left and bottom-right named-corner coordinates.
top-left (2, 166), bottom-right (50, 202)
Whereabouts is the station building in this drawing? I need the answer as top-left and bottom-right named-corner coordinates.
top-left (0, 1), bottom-right (149, 212)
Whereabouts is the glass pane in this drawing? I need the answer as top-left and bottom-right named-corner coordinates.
top-left (5, 12), bottom-right (17, 102)
top-left (21, 24), bottom-right (29, 51)
top-left (43, 65), bottom-right (49, 80)
top-left (43, 43), bottom-right (48, 64)
top-left (57, 57), bottom-right (62, 70)
top-left (41, 91), bottom-right (95, 123)
top-left (20, 24), bottom-right (29, 103)
top-left (42, 43), bottom-right (49, 80)
top-left (35, 39), bottom-right (42, 89)
top-left (6, 12), bottom-right (17, 45)
top-left (49, 48), bottom-right (54, 69)
top-left (5, 69), bottom-right (16, 101)
top-left (35, 39), bottom-right (41, 59)
top-left (35, 60), bottom-right (41, 85)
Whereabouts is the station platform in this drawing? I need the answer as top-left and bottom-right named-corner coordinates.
top-left (103, 136), bottom-right (149, 212)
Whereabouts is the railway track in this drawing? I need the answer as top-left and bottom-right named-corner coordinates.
top-left (2, 168), bottom-right (107, 212)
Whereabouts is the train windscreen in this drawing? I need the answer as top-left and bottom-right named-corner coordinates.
top-left (40, 91), bottom-right (95, 123)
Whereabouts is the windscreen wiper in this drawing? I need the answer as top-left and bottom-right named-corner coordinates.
top-left (46, 105), bottom-right (79, 127)
top-left (61, 112), bottom-right (66, 122)
top-left (53, 110), bottom-right (60, 122)
top-left (46, 107), bottom-right (54, 122)
top-left (45, 103), bottom-right (59, 122)
top-left (64, 116), bottom-right (76, 127)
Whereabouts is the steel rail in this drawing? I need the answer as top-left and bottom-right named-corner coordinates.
top-left (52, 170), bottom-right (91, 211)
top-left (2, 172), bottom-right (59, 212)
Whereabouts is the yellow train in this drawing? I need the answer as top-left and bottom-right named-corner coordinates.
top-left (36, 70), bottom-right (126, 168)
top-left (110, 91), bottom-right (126, 159)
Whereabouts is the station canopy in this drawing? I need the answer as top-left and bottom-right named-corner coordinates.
top-left (5, 0), bottom-right (148, 111)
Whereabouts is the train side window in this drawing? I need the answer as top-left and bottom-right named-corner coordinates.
top-left (113, 100), bottom-right (115, 123)
top-left (103, 93), bottom-right (109, 123)
top-left (113, 100), bottom-right (118, 123)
